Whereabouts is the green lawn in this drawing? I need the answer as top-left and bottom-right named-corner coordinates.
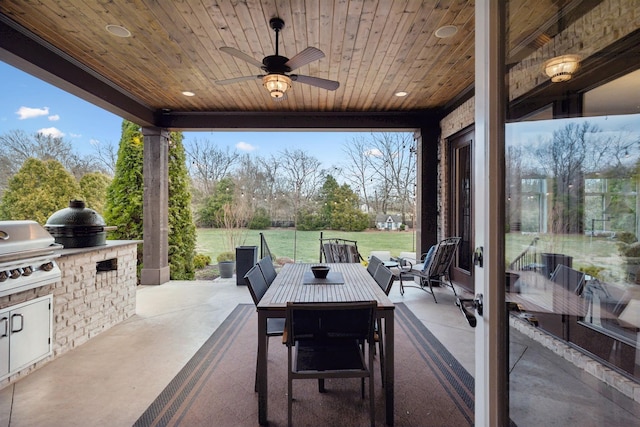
top-left (196, 228), bottom-right (416, 264)
top-left (196, 228), bottom-right (624, 281)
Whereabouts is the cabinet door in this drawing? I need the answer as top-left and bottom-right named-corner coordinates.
top-left (0, 310), bottom-right (8, 378)
top-left (9, 297), bottom-right (51, 373)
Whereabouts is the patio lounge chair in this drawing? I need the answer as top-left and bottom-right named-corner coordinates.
top-left (320, 237), bottom-right (364, 263)
top-left (284, 301), bottom-right (377, 427)
top-left (401, 237), bottom-right (461, 303)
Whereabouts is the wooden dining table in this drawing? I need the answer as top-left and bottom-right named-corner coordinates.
top-left (256, 262), bottom-right (395, 425)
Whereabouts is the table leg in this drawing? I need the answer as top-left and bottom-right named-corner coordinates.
top-left (258, 310), bottom-right (268, 425)
top-left (384, 310), bottom-right (395, 426)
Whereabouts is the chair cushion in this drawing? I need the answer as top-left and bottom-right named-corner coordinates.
top-left (369, 250), bottom-right (391, 261)
top-left (422, 245), bottom-right (437, 272)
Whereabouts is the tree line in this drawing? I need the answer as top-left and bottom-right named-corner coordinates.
top-left (0, 122), bottom-right (418, 279)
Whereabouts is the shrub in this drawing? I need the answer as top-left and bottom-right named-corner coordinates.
top-left (578, 265), bottom-right (604, 279)
top-left (248, 207), bottom-right (271, 229)
top-left (616, 231), bottom-right (637, 245)
top-left (194, 254), bottom-right (211, 269)
top-left (620, 241), bottom-right (640, 258)
top-left (216, 251), bottom-right (235, 262)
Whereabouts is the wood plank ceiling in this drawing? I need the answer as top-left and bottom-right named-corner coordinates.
top-left (0, 0), bottom-right (578, 128)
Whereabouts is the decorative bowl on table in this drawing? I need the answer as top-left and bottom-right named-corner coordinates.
top-left (311, 266), bottom-right (330, 279)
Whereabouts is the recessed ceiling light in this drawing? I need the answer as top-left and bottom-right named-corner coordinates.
top-left (182, 91), bottom-right (195, 97)
top-left (394, 91), bottom-right (408, 97)
top-left (105, 24), bottom-right (131, 38)
top-left (435, 25), bottom-right (458, 39)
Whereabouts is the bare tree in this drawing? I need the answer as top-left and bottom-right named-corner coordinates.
top-left (258, 155), bottom-right (293, 223)
top-left (530, 122), bottom-right (632, 234)
top-left (341, 135), bottom-right (376, 211)
top-left (184, 138), bottom-right (241, 197)
top-left (357, 133), bottom-right (416, 219)
top-left (279, 149), bottom-right (326, 222)
top-left (89, 139), bottom-right (118, 175)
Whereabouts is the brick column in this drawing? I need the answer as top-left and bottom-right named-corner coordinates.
top-left (415, 125), bottom-right (440, 256)
top-left (140, 127), bottom-right (170, 285)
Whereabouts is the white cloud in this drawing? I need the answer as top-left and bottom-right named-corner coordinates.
top-left (69, 133), bottom-right (82, 138)
top-left (16, 106), bottom-right (49, 120)
top-left (236, 141), bottom-right (256, 152)
top-left (37, 127), bottom-right (64, 138)
top-left (364, 148), bottom-right (383, 157)
top-left (48, 114), bottom-right (60, 121)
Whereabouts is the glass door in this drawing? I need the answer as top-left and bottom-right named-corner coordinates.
top-left (450, 128), bottom-right (474, 292)
top-left (503, 0), bottom-right (640, 425)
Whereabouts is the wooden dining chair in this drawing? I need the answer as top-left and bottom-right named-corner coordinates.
top-left (244, 265), bottom-right (285, 392)
top-left (285, 301), bottom-right (377, 427)
top-left (257, 256), bottom-right (277, 286)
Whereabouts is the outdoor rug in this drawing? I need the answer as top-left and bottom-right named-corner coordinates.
top-left (134, 303), bottom-right (475, 426)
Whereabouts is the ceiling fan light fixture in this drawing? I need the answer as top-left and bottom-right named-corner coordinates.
top-left (263, 74), bottom-right (291, 98)
top-left (544, 55), bottom-right (581, 82)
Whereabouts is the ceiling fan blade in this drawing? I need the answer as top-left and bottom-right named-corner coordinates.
top-left (215, 75), bottom-right (262, 85)
top-left (291, 74), bottom-right (340, 91)
top-left (219, 46), bottom-right (264, 69)
top-left (284, 47), bottom-right (325, 71)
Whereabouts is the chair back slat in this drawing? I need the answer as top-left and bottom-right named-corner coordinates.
top-left (374, 264), bottom-right (395, 295)
top-left (244, 265), bottom-right (269, 306)
top-left (426, 237), bottom-right (461, 277)
top-left (286, 301), bottom-right (376, 344)
top-left (322, 243), bottom-right (335, 262)
top-left (257, 256), bottom-right (277, 286)
top-left (367, 255), bottom-right (382, 276)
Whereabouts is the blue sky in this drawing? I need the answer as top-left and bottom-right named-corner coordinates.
top-left (0, 61), bottom-right (386, 170)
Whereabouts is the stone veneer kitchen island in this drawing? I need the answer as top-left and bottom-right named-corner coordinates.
top-left (0, 240), bottom-right (140, 388)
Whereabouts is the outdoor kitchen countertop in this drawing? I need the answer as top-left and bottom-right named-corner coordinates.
top-left (55, 240), bottom-right (142, 257)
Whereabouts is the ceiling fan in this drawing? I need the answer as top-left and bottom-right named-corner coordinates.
top-left (215, 18), bottom-right (340, 99)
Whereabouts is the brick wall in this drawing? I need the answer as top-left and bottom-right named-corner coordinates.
top-left (509, 0), bottom-right (640, 100)
top-left (0, 241), bottom-right (138, 388)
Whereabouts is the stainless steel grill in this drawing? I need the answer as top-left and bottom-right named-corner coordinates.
top-left (0, 221), bottom-right (62, 298)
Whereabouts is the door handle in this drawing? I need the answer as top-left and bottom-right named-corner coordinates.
top-left (1, 316), bottom-right (7, 338)
top-left (11, 313), bottom-right (24, 333)
top-left (473, 246), bottom-right (483, 267)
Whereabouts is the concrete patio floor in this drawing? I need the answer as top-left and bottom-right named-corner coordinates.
top-left (1, 276), bottom-right (639, 426)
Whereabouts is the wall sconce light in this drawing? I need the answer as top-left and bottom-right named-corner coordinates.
top-left (544, 55), bottom-right (581, 82)
top-left (262, 74), bottom-right (292, 98)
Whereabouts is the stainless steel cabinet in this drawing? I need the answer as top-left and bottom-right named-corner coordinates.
top-left (0, 295), bottom-right (52, 379)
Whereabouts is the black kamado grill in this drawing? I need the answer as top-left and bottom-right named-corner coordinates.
top-left (45, 200), bottom-right (117, 248)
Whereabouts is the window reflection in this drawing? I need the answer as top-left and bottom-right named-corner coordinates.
top-left (506, 112), bottom-right (640, 381)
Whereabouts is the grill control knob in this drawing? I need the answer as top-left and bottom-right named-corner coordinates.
top-left (9, 269), bottom-right (21, 279)
top-left (22, 266), bottom-right (33, 276)
top-left (41, 262), bottom-right (54, 272)
top-left (0, 271), bottom-right (7, 282)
